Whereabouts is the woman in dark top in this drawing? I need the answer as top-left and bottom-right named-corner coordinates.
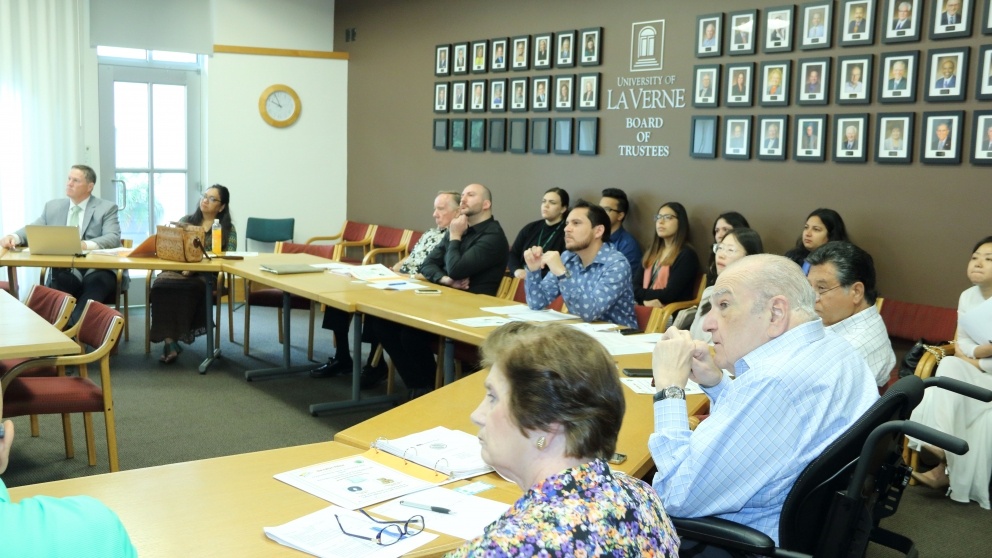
top-left (508, 187), bottom-right (569, 279)
top-left (635, 201), bottom-right (699, 306)
top-left (705, 211), bottom-right (750, 286)
top-left (149, 185), bottom-right (237, 364)
top-left (783, 208), bottom-right (848, 273)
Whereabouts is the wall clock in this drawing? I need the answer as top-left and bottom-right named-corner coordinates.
top-left (259, 84), bottom-right (301, 127)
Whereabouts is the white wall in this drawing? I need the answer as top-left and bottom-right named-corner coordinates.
top-left (208, 0), bottom-right (347, 245)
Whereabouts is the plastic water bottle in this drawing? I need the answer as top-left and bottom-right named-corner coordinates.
top-left (211, 219), bottom-right (222, 254)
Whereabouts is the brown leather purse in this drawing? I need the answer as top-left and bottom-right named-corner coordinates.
top-left (155, 222), bottom-right (205, 263)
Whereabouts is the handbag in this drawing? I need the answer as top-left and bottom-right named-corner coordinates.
top-left (898, 339), bottom-right (949, 378)
top-left (155, 222), bottom-right (205, 263)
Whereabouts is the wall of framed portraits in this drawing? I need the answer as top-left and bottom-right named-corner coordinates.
top-left (335, 0), bottom-right (992, 307)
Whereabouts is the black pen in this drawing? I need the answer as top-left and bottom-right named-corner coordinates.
top-left (399, 500), bottom-right (455, 515)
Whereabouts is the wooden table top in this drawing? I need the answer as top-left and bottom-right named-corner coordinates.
top-left (0, 290), bottom-right (80, 360)
top-left (7, 441), bottom-right (517, 557)
top-left (336, 352), bottom-right (709, 480)
top-left (0, 249), bottom-right (224, 273)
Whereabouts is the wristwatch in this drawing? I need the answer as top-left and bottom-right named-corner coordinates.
top-left (653, 385), bottom-right (686, 402)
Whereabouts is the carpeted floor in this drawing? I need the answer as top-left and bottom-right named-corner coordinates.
top-left (3, 305), bottom-right (989, 556)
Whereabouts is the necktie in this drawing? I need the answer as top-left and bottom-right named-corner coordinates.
top-left (68, 205), bottom-right (81, 228)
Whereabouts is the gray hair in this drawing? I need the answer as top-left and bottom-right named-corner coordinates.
top-left (734, 254), bottom-right (817, 321)
top-left (437, 190), bottom-right (461, 208)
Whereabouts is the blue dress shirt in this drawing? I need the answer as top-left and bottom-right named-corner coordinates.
top-left (649, 319), bottom-right (878, 544)
top-left (608, 226), bottom-right (644, 281)
top-left (525, 243), bottom-right (637, 329)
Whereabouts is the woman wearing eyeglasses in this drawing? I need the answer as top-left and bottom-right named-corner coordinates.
top-left (706, 211), bottom-right (750, 286)
top-left (446, 322), bottom-right (679, 557)
top-left (507, 188), bottom-right (569, 280)
top-left (689, 227), bottom-right (764, 343)
top-left (149, 185), bottom-right (237, 364)
top-left (635, 201), bottom-right (699, 307)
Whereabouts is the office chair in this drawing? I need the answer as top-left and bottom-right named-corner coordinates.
top-left (671, 374), bottom-right (992, 558)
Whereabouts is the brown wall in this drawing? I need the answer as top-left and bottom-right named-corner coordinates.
top-left (336, 0), bottom-right (989, 307)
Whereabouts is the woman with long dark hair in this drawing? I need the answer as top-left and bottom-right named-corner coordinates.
top-left (635, 202), bottom-right (699, 307)
top-left (784, 208), bottom-right (848, 273)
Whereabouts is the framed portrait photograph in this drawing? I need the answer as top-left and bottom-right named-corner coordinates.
top-left (875, 112), bottom-right (915, 163)
top-left (836, 55), bottom-right (872, 104)
top-left (757, 115), bottom-right (788, 160)
top-left (553, 118), bottom-right (573, 154)
top-left (469, 80), bottom-right (487, 113)
top-left (453, 42), bottom-right (469, 75)
top-left (580, 27), bottom-right (602, 66)
top-left (556, 30), bottom-right (577, 68)
top-left (451, 81), bottom-right (467, 113)
top-left (925, 47), bottom-right (969, 102)
top-left (471, 40), bottom-right (488, 74)
top-left (435, 44), bottom-right (451, 77)
top-left (532, 118), bottom-right (550, 155)
top-left (469, 119), bottom-right (486, 152)
top-left (450, 119), bottom-right (467, 151)
top-left (434, 82), bottom-right (449, 113)
top-left (883, 0), bottom-right (922, 43)
top-left (921, 110), bottom-right (964, 163)
top-left (693, 64), bottom-right (721, 108)
top-left (554, 74), bottom-right (575, 112)
top-left (977, 44), bottom-right (992, 100)
top-left (797, 58), bottom-right (830, 105)
top-left (725, 63), bottom-right (754, 107)
top-left (532, 76), bottom-right (551, 112)
top-left (970, 110), bottom-right (992, 165)
top-left (433, 119), bottom-right (448, 151)
top-left (510, 78), bottom-right (529, 112)
top-left (577, 73), bottom-right (600, 111)
top-left (929, 0), bottom-right (973, 39)
top-left (728, 10), bottom-right (758, 55)
top-left (696, 14), bottom-right (723, 58)
top-left (986, 0), bottom-right (992, 34)
top-left (764, 6), bottom-right (795, 53)
top-left (723, 116), bottom-right (752, 160)
top-left (577, 117), bottom-right (599, 156)
top-left (759, 60), bottom-right (791, 107)
top-left (491, 38), bottom-right (509, 73)
top-left (509, 118), bottom-right (528, 154)
top-left (840, 0), bottom-right (875, 46)
top-left (794, 114), bottom-right (827, 161)
top-left (691, 116), bottom-right (718, 159)
top-left (533, 34), bottom-right (553, 70)
top-left (489, 79), bottom-right (507, 112)
top-left (489, 118), bottom-right (506, 153)
top-left (511, 35), bottom-right (530, 71)
top-left (834, 113), bottom-right (869, 162)
top-left (800, 2), bottom-right (833, 50)
top-left (878, 51), bottom-right (919, 102)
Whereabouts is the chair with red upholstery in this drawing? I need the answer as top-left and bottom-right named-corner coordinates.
top-left (634, 304), bottom-right (662, 333)
top-left (511, 278), bottom-right (564, 311)
top-left (1, 300), bottom-right (125, 471)
top-left (307, 221), bottom-right (375, 264)
top-left (243, 241), bottom-right (337, 360)
top-left (360, 226), bottom-right (409, 267)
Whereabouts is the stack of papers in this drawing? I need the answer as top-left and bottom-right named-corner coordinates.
top-left (479, 305), bottom-right (576, 322)
top-left (349, 264), bottom-right (401, 282)
top-left (374, 426), bottom-right (493, 480)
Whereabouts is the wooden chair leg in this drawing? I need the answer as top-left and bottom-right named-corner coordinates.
top-left (30, 415), bottom-right (40, 437)
top-left (83, 412), bottom-right (97, 466)
top-left (62, 413), bottom-right (75, 459)
top-left (105, 407), bottom-right (119, 472)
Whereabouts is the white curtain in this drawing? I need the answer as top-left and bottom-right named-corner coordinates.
top-left (0, 0), bottom-right (84, 297)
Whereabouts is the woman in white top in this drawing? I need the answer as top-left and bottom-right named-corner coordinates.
top-left (909, 236), bottom-right (992, 509)
top-left (689, 227), bottom-right (764, 343)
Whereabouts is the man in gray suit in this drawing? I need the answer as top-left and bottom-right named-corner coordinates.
top-left (2, 164), bottom-right (123, 325)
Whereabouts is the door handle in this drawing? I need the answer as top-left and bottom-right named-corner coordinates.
top-left (112, 179), bottom-right (127, 209)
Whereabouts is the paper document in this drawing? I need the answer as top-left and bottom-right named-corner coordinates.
top-left (310, 262), bottom-right (354, 271)
top-left (89, 247), bottom-right (132, 256)
top-left (374, 426), bottom-right (493, 480)
top-left (350, 264), bottom-right (402, 282)
top-left (371, 486), bottom-right (509, 540)
top-left (568, 322), bottom-right (623, 333)
top-left (621, 377), bottom-right (704, 395)
top-left (275, 455), bottom-right (437, 510)
top-left (264, 505), bottom-right (437, 558)
top-left (224, 251), bottom-right (258, 257)
top-left (480, 305), bottom-right (576, 322)
top-left (367, 280), bottom-right (422, 291)
top-left (450, 316), bottom-right (515, 328)
top-left (587, 331), bottom-right (657, 356)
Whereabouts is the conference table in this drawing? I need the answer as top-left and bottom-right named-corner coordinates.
top-left (6, 440), bottom-right (520, 557)
top-left (0, 289), bottom-right (79, 360)
top-left (0, 250), bottom-right (224, 372)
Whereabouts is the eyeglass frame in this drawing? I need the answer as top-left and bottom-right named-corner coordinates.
top-left (654, 213), bottom-right (678, 222)
top-left (334, 509), bottom-right (425, 546)
top-left (813, 284), bottom-right (844, 297)
top-left (200, 194), bottom-right (221, 203)
top-left (712, 242), bottom-right (741, 255)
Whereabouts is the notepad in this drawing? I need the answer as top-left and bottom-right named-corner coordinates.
top-left (259, 264), bottom-right (324, 275)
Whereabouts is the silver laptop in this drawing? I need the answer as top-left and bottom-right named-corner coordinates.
top-left (25, 225), bottom-right (85, 256)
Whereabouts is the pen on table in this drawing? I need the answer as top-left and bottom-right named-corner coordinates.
top-left (387, 281), bottom-right (406, 286)
top-left (399, 500), bottom-right (455, 515)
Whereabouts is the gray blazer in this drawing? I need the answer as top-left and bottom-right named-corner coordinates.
top-left (15, 196), bottom-right (122, 249)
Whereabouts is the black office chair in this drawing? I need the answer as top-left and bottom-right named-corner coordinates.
top-left (671, 374), bottom-right (992, 558)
